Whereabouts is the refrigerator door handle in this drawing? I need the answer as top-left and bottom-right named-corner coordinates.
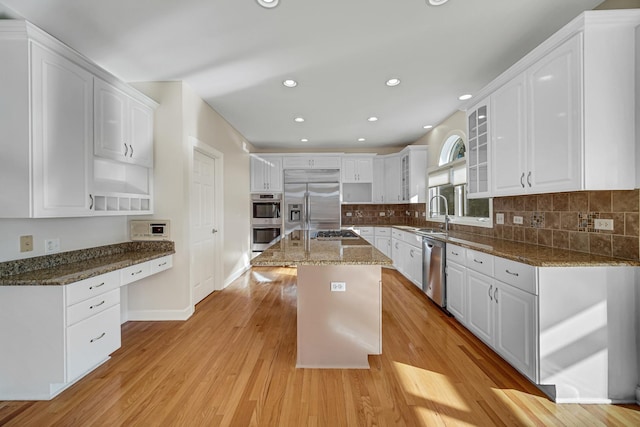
top-left (304, 191), bottom-right (310, 230)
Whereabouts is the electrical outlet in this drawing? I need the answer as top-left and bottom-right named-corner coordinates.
top-left (346, 212), bottom-right (352, 217)
top-left (594, 219), bottom-right (614, 231)
top-left (379, 212), bottom-right (385, 216)
top-left (496, 213), bottom-right (504, 225)
top-left (415, 211), bottom-right (418, 218)
top-left (44, 238), bottom-right (60, 254)
top-left (330, 281), bottom-right (346, 292)
top-left (513, 215), bottom-right (523, 225)
top-left (20, 235), bottom-right (33, 252)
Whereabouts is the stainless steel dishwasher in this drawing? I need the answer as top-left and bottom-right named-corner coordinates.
top-left (422, 236), bottom-right (446, 308)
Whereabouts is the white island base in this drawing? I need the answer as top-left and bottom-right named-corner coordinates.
top-left (296, 265), bottom-right (382, 369)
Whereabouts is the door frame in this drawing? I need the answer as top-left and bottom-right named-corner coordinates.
top-left (188, 136), bottom-right (224, 306)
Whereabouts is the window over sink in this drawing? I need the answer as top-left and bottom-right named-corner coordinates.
top-left (427, 132), bottom-right (492, 228)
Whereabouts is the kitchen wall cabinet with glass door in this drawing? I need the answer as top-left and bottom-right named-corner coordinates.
top-left (466, 100), bottom-right (490, 199)
top-left (474, 10), bottom-right (640, 197)
top-left (0, 21), bottom-right (157, 218)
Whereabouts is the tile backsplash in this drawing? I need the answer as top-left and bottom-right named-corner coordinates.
top-left (342, 189), bottom-right (640, 261)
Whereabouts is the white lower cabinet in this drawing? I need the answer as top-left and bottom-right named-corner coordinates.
top-left (0, 255), bottom-right (173, 400)
top-left (390, 228), bottom-right (423, 289)
top-left (66, 304), bottom-right (121, 382)
top-left (445, 245), bottom-right (466, 324)
top-left (452, 248), bottom-right (538, 383)
top-left (374, 227), bottom-right (391, 258)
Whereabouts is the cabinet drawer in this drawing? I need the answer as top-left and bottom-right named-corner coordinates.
top-left (466, 249), bottom-right (493, 276)
top-left (150, 255), bottom-right (173, 275)
top-left (495, 257), bottom-right (537, 295)
top-left (66, 288), bottom-right (120, 327)
top-left (391, 228), bottom-right (404, 239)
top-left (358, 227), bottom-right (374, 236)
top-left (66, 271), bottom-right (120, 307)
top-left (404, 232), bottom-right (422, 248)
top-left (66, 304), bottom-right (121, 382)
top-left (121, 261), bottom-right (151, 285)
top-left (374, 227), bottom-right (390, 236)
top-left (446, 244), bottom-right (466, 264)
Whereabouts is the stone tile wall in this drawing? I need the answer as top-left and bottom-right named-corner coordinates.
top-left (341, 189), bottom-right (640, 261)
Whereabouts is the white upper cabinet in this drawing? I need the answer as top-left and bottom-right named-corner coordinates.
top-left (371, 158), bottom-right (385, 203)
top-left (527, 35), bottom-right (582, 193)
top-left (250, 155), bottom-right (282, 192)
top-left (491, 75), bottom-right (527, 196)
top-left (476, 10), bottom-right (640, 196)
top-left (383, 155), bottom-right (402, 203)
top-left (282, 155), bottom-right (340, 169)
top-left (94, 78), bottom-right (154, 168)
top-left (466, 101), bottom-right (490, 198)
top-left (341, 156), bottom-right (374, 183)
top-left (0, 26), bottom-right (93, 218)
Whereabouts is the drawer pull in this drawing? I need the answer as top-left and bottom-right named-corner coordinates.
top-left (473, 259), bottom-right (483, 264)
top-left (90, 300), bottom-right (105, 309)
top-left (90, 332), bottom-right (106, 343)
top-left (89, 282), bottom-right (105, 290)
top-left (505, 269), bottom-right (519, 277)
top-left (131, 270), bottom-right (143, 276)
top-left (158, 262), bottom-right (167, 267)
top-left (451, 251), bottom-right (459, 256)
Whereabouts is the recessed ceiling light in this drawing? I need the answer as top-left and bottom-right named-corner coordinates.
top-left (301, 138), bottom-right (308, 142)
top-left (256, 0), bottom-right (279, 8)
top-left (458, 94), bottom-right (473, 101)
top-left (367, 116), bottom-right (378, 122)
top-left (283, 79), bottom-right (297, 88)
top-left (358, 138), bottom-right (366, 142)
top-left (294, 117), bottom-right (305, 123)
top-left (423, 125), bottom-right (433, 129)
top-left (386, 78), bottom-right (401, 87)
top-left (427, 0), bottom-right (449, 5)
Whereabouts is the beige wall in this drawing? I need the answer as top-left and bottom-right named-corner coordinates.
top-left (126, 81), bottom-right (252, 320)
top-left (411, 110), bottom-right (466, 170)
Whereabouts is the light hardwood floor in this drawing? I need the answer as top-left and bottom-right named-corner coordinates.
top-left (1, 267), bottom-right (639, 426)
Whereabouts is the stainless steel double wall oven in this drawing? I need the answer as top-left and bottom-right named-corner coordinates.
top-left (251, 193), bottom-right (281, 252)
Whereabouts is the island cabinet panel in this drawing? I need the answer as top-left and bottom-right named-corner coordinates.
top-left (296, 265), bottom-right (381, 369)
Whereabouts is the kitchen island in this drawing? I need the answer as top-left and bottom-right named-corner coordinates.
top-left (251, 230), bottom-right (392, 368)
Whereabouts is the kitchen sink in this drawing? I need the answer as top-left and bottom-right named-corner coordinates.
top-left (415, 228), bottom-right (447, 236)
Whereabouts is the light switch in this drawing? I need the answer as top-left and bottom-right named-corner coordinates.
top-left (20, 235), bottom-right (33, 252)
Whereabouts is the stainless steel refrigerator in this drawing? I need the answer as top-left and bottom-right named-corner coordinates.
top-left (283, 169), bottom-right (341, 235)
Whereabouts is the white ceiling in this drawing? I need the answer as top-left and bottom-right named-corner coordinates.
top-left (0, 0), bottom-right (604, 150)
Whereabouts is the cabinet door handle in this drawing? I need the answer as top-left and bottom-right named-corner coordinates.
top-left (89, 282), bottom-right (105, 290)
top-left (505, 269), bottom-right (519, 277)
top-left (124, 143), bottom-right (128, 156)
top-left (90, 300), bottom-right (105, 309)
top-left (520, 173), bottom-right (525, 188)
top-left (451, 251), bottom-right (459, 256)
top-left (494, 287), bottom-right (499, 303)
top-left (129, 144), bottom-right (134, 158)
top-left (90, 332), bottom-right (106, 343)
top-left (488, 284), bottom-right (493, 301)
top-left (473, 259), bottom-right (483, 264)
top-left (89, 194), bottom-right (94, 210)
top-left (410, 249), bottom-right (414, 258)
top-left (527, 171), bottom-right (532, 187)
top-left (131, 270), bottom-right (143, 276)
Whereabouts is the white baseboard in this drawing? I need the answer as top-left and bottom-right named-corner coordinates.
top-left (224, 264), bottom-right (251, 288)
top-left (126, 306), bottom-right (194, 321)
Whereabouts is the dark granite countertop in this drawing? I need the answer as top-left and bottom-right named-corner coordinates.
top-left (0, 241), bottom-right (175, 286)
top-left (352, 225), bottom-right (640, 267)
top-left (251, 230), bottom-right (392, 267)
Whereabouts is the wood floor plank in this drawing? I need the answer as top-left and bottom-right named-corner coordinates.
top-left (2, 266), bottom-right (639, 426)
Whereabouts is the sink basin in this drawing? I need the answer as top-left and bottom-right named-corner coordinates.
top-left (416, 228), bottom-right (447, 236)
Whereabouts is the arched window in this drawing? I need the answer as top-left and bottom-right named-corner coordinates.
top-left (438, 134), bottom-right (465, 166)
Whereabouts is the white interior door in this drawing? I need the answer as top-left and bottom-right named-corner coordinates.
top-left (191, 147), bottom-right (221, 305)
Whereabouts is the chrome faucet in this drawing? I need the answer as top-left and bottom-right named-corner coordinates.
top-left (429, 195), bottom-right (450, 232)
